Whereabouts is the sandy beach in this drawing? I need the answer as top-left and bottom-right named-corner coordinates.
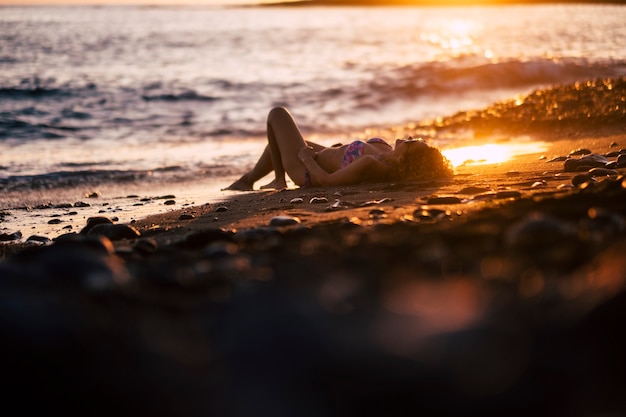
top-left (2, 78), bottom-right (626, 416)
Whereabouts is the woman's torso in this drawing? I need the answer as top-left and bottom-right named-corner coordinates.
top-left (315, 138), bottom-right (392, 173)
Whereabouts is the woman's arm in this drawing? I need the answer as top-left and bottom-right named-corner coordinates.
top-left (298, 147), bottom-right (389, 186)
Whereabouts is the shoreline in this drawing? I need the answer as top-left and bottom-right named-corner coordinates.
top-left (0, 133), bottom-right (623, 245)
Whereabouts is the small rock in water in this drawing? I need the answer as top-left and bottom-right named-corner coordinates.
top-left (215, 206), bottom-right (228, 212)
top-left (48, 218), bottom-right (63, 225)
top-left (289, 197), bottom-right (304, 204)
top-left (74, 201), bottom-right (91, 208)
top-left (179, 213), bottom-right (195, 220)
top-left (269, 215), bottom-right (301, 227)
top-left (164, 200), bottom-right (176, 205)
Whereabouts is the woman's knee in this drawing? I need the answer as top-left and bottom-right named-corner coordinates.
top-left (267, 106), bottom-right (291, 124)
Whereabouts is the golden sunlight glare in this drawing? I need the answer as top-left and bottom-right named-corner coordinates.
top-left (442, 142), bottom-right (548, 168)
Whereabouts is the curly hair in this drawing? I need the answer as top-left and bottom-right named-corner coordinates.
top-left (388, 143), bottom-right (453, 181)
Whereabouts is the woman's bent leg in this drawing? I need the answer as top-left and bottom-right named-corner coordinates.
top-left (266, 107), bottom-right (310, 186)
top-left (224, 107), bottom-right (318, 190)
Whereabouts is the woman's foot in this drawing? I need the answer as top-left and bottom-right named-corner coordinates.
top-left (223, 174), bottom-right (254, 191)
top-left (260, 178), bottom-right (287, 190)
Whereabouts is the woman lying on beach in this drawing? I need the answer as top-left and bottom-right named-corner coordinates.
top-left (225, 107), bottom-right (452, 190)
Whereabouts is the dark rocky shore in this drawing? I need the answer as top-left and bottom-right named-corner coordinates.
top-left (2, 160), bottom-right (626, 416)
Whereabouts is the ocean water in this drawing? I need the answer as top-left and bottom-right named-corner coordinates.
top-left (1, 4), bottom-right (626, 207)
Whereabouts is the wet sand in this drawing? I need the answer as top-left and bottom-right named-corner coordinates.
top-left (2, 79), bottom-right (626, 416)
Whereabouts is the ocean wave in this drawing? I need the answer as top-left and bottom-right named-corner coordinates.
top-left (0, 80), bottom-right (98, 100)
top-left (367, 57), bottom-right (626, 101)
top-left (141, 90), bottom-right (219, 102)
top-left (0, 166), bottom-right (186, 193)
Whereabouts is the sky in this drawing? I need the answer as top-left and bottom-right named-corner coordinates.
top-left (0, 0), bottom-right (269, 5)
top-left (2, 0), bottom-right (622, 7)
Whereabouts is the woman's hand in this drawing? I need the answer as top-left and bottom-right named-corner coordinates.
top-left (297, 146), bottom-right (316, 162)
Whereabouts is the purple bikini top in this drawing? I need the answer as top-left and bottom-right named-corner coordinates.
top-left (341, 137), bottom-right (390, 167)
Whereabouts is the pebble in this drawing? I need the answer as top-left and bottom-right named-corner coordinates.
top-left (497, 190), bottom-right (522, 199)
top-left (74, 201), bottom-right (91, 208)
top-left (215, 206), bottom-right (228, 212)
top-left (180, 228), bottom-right (235, 249)
top-left (368, 209), bottom-right (386, 219)
top-left (48, 218), bottom-right (63, 224)
top-left (413, 208), bottom-right (448, 221)
top-left (54, 233), bottom-right (115, 255)
top-left (564, 154), bottom-right (609, 172)
top-left (0, 231), bottom-right (22, 241)
top-left (205, 241), bottom-right (239, 258)
top-left (472, 192), bottom-right (497, 201)
top-left (426, 196), bottom-right (463, 204)
top-left (588, 168), bottom-right (617, 177)
top-left (86, 224), bottom-right (141, 241)
top-left (309, 197), bottom-right (328, 204)
top-left (179, 213), bottom-right (195, 220)
top-left (164, 200), bottom-right (176, 205)
top-left (289, 197), bottom-right (304, 204)
top-left (569, 148), bottom-right (592, 156)
top-left (359, 198), bottom-right (392, 207)
top-left (572, 174), bottom-right (593, 186)
top-left (457, 186), bottom-right (491, 195)
top-left (80, 216), bottom-right (114, 234)
top-left (26, 235), bottom-right (52, 244)
top-left (133, 238), bottom-right (159, 255)
top-left (326, 200), bottom-right (348, 211)
top-left (269, 215), bottom-right (301, 227)
top-left (507, 214), bottom-right (575, 250)
top-left (579, 207), bottom-right (626, 244)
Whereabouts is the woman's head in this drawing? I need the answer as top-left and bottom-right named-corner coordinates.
top-left (388, 139), bottom-right (453, 181)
